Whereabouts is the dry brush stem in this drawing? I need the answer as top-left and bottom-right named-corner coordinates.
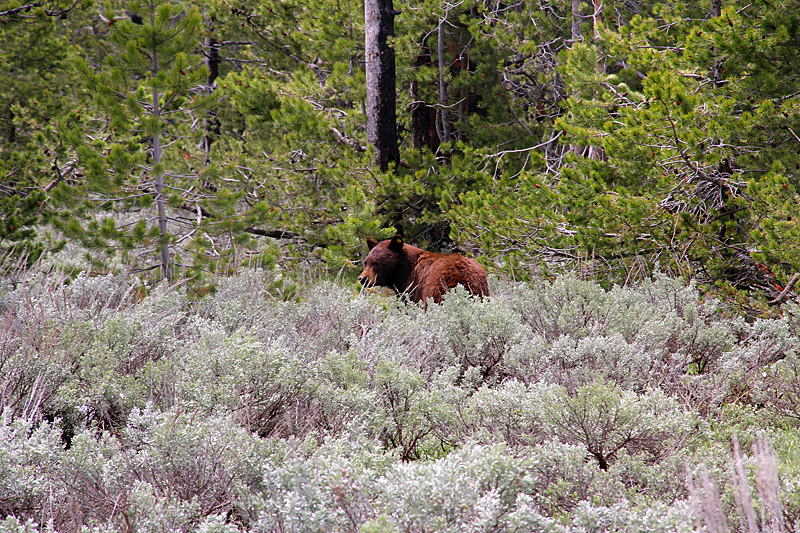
top-left (690, 435), bottom-right (786, 533)
top-left (768, 272), bottom-right (800, 306)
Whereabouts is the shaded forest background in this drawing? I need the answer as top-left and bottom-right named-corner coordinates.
top-left (2, 0), bottom-right (800, 311)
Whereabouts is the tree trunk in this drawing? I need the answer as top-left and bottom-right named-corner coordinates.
top-left (587, 0), bottom-right (605, 161)
top-left (591, 0), bottom-right (602, 41)
top-left (569, 0), bottom-right (582, 156)
top-left (152, 86), bottom-right (171, 280)
top-left (437, 18), bottom-right (451, 144)
top-left (410, 80), bottom-right (439, 153)
top-left (146, 9), bottom-right (171, 280)
top-left (571, 0), bottom-right (583, 43)
top-left (202, 34), bottom-right (221, 167)
top-left (411, 37), bottom-right (439, 153)
top-left (365, 0), bottom-right (401, 171)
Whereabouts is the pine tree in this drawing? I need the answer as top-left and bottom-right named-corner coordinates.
top-left (66, 0), bottom-right (218, 278)
top-left (0, 7), bottom-right (84, 264)
top-left (449, 0), bottom-right (800, 307)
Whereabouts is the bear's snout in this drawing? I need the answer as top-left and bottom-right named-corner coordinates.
top-left (359, 270), bottom-right (375, 286)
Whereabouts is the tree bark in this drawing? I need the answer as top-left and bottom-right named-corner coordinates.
top-left (410, 37), bottom-right (439, 153)
top-left (202, 33), bottom-right (221, 167)
top-left (437, 18), bottom-right (451, 144)
top-left (151, 30), bottom-right (171, 280)
top-left (365, 0), bottom-right (401, 171)
top-left (152, 86), bottom-right (171, 280)
top-left (571, 0), bottom-right (583, 43)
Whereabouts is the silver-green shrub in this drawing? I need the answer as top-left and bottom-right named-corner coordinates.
top-left (375, 442), bottom-right (529, 533)
top-left (52, 280), bottom-right (185, 431)
top-left (569, 500), bottom-right (695, 533)
top-left (254, 431), bottom-right (391, 533)
top-left (56, 406), bottom-right (266, 532)
top-left (0, 416), bottom-right (65, 521)
top-left (1, 267), bottom-right (798, 532)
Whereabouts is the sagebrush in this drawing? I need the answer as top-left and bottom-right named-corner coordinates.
top-left (1, 267), bottom-right (799, 532)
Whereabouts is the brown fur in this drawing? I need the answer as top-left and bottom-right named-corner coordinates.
top-left (359, 234), bottom-right (488, 305)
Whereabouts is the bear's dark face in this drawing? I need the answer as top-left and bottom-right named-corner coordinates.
top-left (359, 235), bottom-right (406, 289)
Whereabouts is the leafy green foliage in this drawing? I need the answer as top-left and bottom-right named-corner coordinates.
top-left (0, 12), bottom-right (83, 263)
top-left (437, 0), bottom-right (800, 310)
top-left (4, 0), bottom-right (800, 311)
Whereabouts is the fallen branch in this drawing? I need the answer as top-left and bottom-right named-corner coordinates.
top-left (245, 227), bottom-right (302, 240)
top-left (332, 127), bottom-right (366, 152)
top-left (768, 272), bottom-right (800, 306)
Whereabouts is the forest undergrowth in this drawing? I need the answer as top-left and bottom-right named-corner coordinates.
top-left (1, 264), bottom-right (800, 533)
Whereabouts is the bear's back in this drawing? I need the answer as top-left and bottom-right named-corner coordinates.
top-left (411, 250), bottom-right (488, 304)
top-left (359, 234), bottom-right (488, 306)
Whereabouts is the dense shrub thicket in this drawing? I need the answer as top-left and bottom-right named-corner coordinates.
top-left (1, 267), bottom-right (799, 532)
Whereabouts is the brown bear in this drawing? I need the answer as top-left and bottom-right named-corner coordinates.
top-left (359, 234), bottom-right (488, 305)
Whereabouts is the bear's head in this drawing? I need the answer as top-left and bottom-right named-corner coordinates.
top-left (359, 234), bottom-right (406, 289)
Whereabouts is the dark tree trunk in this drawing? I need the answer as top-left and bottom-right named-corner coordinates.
top-left (365, 0), bottom-right (401, 171)
top-left (436, 19), bottom-right (451, 144)
top-left (571, 0), bottom-right (583, 43)
top-left (202, 34), bottom-right (221, 167)
top-left (410, 82), bottom-right (439, 152)
top-left (410, 40), bottom-right (439, 153)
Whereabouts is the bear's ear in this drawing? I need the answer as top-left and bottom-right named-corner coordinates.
top-left (389, 234), bottom-right (404, 252)
top-left (366, 237), bottom-right (378, 250)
